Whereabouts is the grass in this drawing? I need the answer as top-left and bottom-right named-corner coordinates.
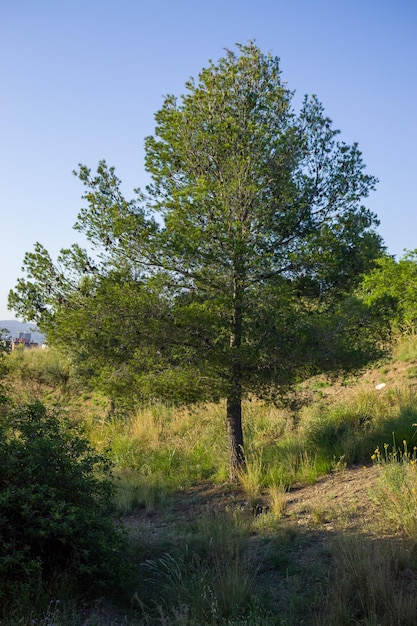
top-left (134, 507), bottom-right (259, 624)
top-left (267, 482), bottom-right (288, 520)
top-left (317, 535), bottom-right (417, 625)
top-left (4, 338), bottom-right (417, 623)
top-left (392, 333), bottom-right (417, 362)
top-left (237, 453), bottom-right (264, 509)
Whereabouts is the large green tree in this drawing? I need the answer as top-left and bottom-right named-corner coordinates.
top-left (10, 43), bottom-right (384, 478)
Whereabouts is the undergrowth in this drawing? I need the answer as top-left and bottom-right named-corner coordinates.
top-left (3, 335), bottom-right (417, 623)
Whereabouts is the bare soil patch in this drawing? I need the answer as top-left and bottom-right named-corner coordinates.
top-left (284, 464), bottom-right (382, 533)
top-left (125, 464), bottom-right (383, 536)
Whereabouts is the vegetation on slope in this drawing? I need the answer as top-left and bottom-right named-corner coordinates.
top-left (9, 44), bottom-right (384, 479)
top-left (5, 40), bottom-right (417, 625)
top-left (1, 336), bottom-right (417, 623)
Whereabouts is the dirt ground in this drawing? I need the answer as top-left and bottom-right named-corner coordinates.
top-left (284, 463), bottom-right (381, 532)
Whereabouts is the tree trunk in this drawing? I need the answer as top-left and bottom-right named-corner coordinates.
top-left (227, 258), bottom-right (246, 481)
top-left (227, 383), bottom-right (246, 481)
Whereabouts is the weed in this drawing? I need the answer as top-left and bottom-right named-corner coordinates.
top-left (312, 380), bottom-right (331, 389)
top-left (238, 454), bottom-right (264, 510)
top-left (331, 454), bottom-right (347, 475)
top-left (318, 535), bottom-right (417, 625)
top-left (372, 458), bottom-right (417, 539)
top-left (267, 482), bottom-right (288, 520)
top-left (311, 507), bottom-right (329, 526)
top-left (407, 365), bottom-right (417, 379)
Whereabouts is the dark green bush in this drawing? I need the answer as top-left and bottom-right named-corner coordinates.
top-left (0, 401), bottom-right (133, 607)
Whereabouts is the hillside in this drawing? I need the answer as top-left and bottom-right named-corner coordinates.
top-left (120, 343), bottom-right (417, 624)
top-left (3, 337), bottom-right (417, 624)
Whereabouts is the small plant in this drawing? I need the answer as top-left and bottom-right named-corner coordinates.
top-left (267, 482), bottom-right (287, 520)
top-left (238, 454), bottom-right (264, 510)
top-left (312, 380), bottom-right (331, 389)
top-left (332, 454), bottom-right (347, 475)
top-left (311, 506), bottom-right (328, 526)
top-left (407, 365), bottom-right (417, 379)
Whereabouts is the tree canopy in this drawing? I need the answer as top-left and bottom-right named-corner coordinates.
top-left (359, 251), bottom-right (417, 334)
top-left (9, 43), bottom-right (384, 478)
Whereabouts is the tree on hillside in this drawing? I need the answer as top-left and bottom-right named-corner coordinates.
top-left (359, 251), bottom-right (417, 334)
top-left (9, 43), bottom-right (384, 479)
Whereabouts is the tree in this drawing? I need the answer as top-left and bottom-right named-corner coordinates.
top-left (359, 250), bottom-right (417, 334)
top-left (9, 43), bottom-right (384, 479)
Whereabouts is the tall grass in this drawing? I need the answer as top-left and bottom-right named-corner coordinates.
top-left (266, 482), bottom-right (288, 520)
top-left (6, 346), bottom-right (74, 402)
top-left (317, 535), bottom-right (417, 626)
top-left (369, 432), bottom-right (417, 539)
top-left (238, 453), bottom-right (264, 509)
top-left (392, 333), bottom-right (417, 362)
top-left (138, 509), bottom-right (258, 623)
top-left (8, 345), bottom-right (417, 505)
top-left (6, 341), bottom-right (417, 623)
top-left (92, 402), bottom-right (229, 508)
top-left (7, 344), bottom-right (417, 503)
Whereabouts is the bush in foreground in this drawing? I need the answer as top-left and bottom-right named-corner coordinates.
top-left (0, 401), bottom-right (133, 612)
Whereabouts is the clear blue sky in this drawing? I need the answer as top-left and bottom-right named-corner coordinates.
top-left (1, 0), bottom-right (416, 320)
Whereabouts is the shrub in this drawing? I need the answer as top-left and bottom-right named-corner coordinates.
top-left (0, 401), bottom-right (133, 609)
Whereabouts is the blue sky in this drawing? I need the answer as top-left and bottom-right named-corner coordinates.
top-left (1, 0), bottom-right (416, 320)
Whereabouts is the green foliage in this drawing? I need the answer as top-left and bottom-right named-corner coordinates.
top-left (360, 250), bottom-right (417, 334)
top-left (303, 401), bottom-right (372, 464)
top-left (0, 328), bottom-right (11, 355)
top-left (8, 346), bottom-right (417, 502)
top-left (0, 329), bottom-right (11, 404)
top-left (9, 43), bottom-right (384, 476)
top-left (393, 333), bottom-right (417, 362)
top-left (0, 401), bottom-right (133, 609)
top-left (10, 45), bottom-right (383, 385)
top-left (5, 339), bottom-right (417, 623)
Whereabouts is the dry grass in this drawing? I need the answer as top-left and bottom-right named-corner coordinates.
top-left (237, 454), bottom-right (264, 509)
top-left (318, 534), bottom-right (417, 625)
top-left (5, 337), bottom-right (417, 623)
top-left (267, 483), bottom-right (288, 520)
